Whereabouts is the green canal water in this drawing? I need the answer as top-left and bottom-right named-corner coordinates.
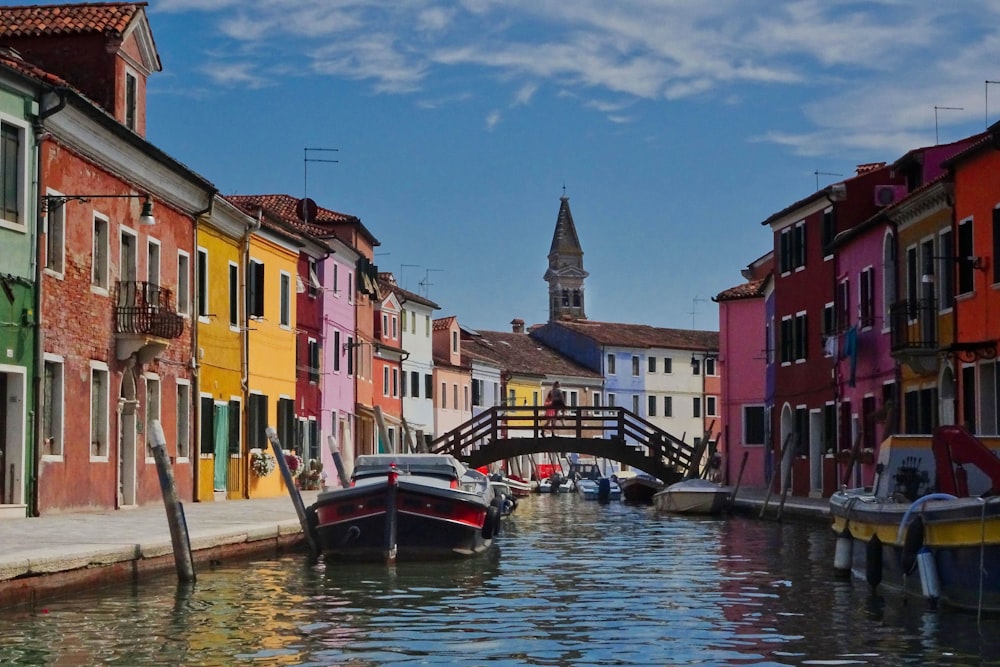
top-left (2, 493), bottom-right (1000, 666)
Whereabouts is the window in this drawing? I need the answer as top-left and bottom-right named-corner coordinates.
top-left (425, 315), bottom-right (430, 337)
top-left (393, 368), bottom-right (399, 398)
top-left (823, 302), bottom-right (835, 338)
top-left (347, 337), bottom-right (354, 375)
top-left (277, 397), bottom-right (295, 451)
top-left (452, 331), bottom-right (458, 353)
top-left (348, 273), bottom-right (353, 303)
top-left (706, 357), bottom-right (716, 376)
top-left (691, 357), bottom-right (701, 375)
top-left (593, 393), bottom-right (602, 408)
top-left (90, 362), bottom-right (109, 458)
top-left (859, 267), bottom-right (874, 328)
top-left (426, 374), bottom-right (433, 399)
top-left (453, 384), bottom-right (458, 410)
top-left (197, 248), bottom-right (209, 318)
top-left (411, 371), bottom-right (420, 398)
top-left (307, 258), bottom-right (319, 298)
top-left (176, 381), bottom-right (190, 459)
top-left (780, 316), bottom-right (793, 364)
top-left (472, 378), bottom-right (482, 406)
top-left (228, 263), bottom-right (238, 327)
top-left (228, 399), bottom-right (241, 455)
top-left (248, 259), bottom-right (264, 318)
top-left (607, 393), bottom-right (616, 407)
top-left (837, 279), bottom-right (850, 332)
top-left (648, 395), bottom-right (657, 417)
top-left (147, 240), bottom-right (161, 289)
top-left (822, 207), bottom-right (835, 256)
top-left (664, 357), bottom-right (672, 374)
top-left (381, 366), bottom-right (389, 396)
top-left (333, 264), bottom-right (339, 294)
top-left (607, 354), bottom-right (616, 374)
top-left (279, 272), bottom-right (291, 327)
top-left (464, 385), bottom-right (469, 411)
top-left (401, 310), bottom-right (407, 333)
top-left (145, 375), bottom-right (160, 459)
top-left (125, 71), bottom-right (137, 131)
top-left (632, 394), bottom-right (639, 413)
top-left (176, 252), bottom-right (190, 316)
top-left (779, 222), bottom-right (807, 273)
top-left (794, 312), bottom-right (808, 361)
top-left (308, 339), bottom-right (320, 384)
top-left (441, 382), bottom-right (447, 408)
top-left (693, 397), bottom-right (702, 418)
top-left (648, 357), bottom-right (657, 373)
top-left (993, 208), bottom-right (1000, 286)
top-left (92, 215), bottom-right (109, 290)
top-left (333, 331), bottom-right (341, 372)
top-left (743, 405), bottom-right (764, 445)
top-left (0, 119), bottom-right (25, 227)
top-left (43, 357), bottom-right (64, 456)
top-left (248, 393), bottom-right (268, 449)
top-left (632, 356), bottom-right (640, 376)
top-left (45, 195), bottom-right (65, 274)
top-left (707, 396), bottom-right (717, 416)
top-left (939, 229), bottom-right (954, 310)
top-left (664, 396), bottom-right (673, 417)
top-left (958, 218), bottom-right (974, 295)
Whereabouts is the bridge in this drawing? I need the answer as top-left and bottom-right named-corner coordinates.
top-left (428, 406), bottom-right (705, 483)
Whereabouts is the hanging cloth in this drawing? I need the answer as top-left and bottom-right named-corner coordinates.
top-left (844, 325), bottom-right (858, 388)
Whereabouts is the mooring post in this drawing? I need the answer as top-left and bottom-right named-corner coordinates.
top-left (150, 420), bottom-right (195, 583)
top-left (327, 435), bottom-right (350, 488)
top-left (266, 427), bottom-right (319, 559)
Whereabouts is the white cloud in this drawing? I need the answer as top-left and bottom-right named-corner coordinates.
top-left (199, 62), bottom-right (272, 89)
top-left (485, 110), bottom-right (502, 131)
top-left (512, 82), bottom-right (538, 106)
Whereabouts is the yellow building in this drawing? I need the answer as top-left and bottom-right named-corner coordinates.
top-left (194, 198), bottom-right (255, 501)
top-left (242, 210), bottom-right (300, 498)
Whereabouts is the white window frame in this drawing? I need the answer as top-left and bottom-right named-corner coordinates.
top-left (44, 188), bottom-right (66, 277)
top-left (177, 250), bottom-right (190, 316)
top-left (0, 114), bottom-right (29, 231)
top-left (176, 380), bottom-right (191, 461)
top-left (279, 270), bottom-right (291, 328)
top-left (42, 354), bottom-right (65, 460)
top-left (145, 373), bottom-right (161, 462)
top-left (92, 213), bottom-right (110, 294)
top-left (90, 360), bottom-right (110, 460)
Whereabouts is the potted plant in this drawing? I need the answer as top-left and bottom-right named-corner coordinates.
top-left (298, 458), bottom-right (324, 490)
top-left (249, 448), bottom-right (277, 477)
top-left (285, 451), bottom-right (304, 479)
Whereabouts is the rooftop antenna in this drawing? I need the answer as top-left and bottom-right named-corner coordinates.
top-left (814, 171), bottom-right (843, 191)
top-left (419, 268), bottom-right (444, 298)
top-left (986, 81), bottom-right (1000, 128)
top-left (304, 147), bottom-right (339, 198)
top-left (400, 263), bottom-right (420, 290)
top-left (934, 106), bottom-right (963, 145)
top-left (690, 296), bottom-right (709, 328)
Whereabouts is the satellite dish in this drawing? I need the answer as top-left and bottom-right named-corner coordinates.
top-left (295, 197), bottom-right (318, 223)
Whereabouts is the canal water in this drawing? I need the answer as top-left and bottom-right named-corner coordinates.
top-left (3, 494), bottom-right (1000, 666)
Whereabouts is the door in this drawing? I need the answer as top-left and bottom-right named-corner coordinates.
top-left (0, 373), bottom-right (6, 503)
top-left (118, 400), bottom-right (137, 507)
top-left (213, 403), bottom-right (228, 492)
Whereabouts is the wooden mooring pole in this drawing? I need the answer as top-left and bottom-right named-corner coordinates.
top-left (150, 420), bottom-right (195, 583)
top-left (266, 427), bottom-right (319, 559)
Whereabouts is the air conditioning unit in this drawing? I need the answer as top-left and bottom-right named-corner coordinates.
top-left (874, 184), bottom-right (907, 207)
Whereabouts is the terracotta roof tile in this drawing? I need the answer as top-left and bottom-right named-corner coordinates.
top-left (463, 329), bottom-right (602, 379)
top-left (433, 315), bottom-right (456, 331)
top-left (377, 275), bottom-right (439, 309)
top-left (0, 3), bottom-right (145, 38)
top-left (542, 320), bottom-right (718, 351)
top-left (0, 46), bottom-right (69, 86)
top-left (714, 277), bottom-right (768, 302)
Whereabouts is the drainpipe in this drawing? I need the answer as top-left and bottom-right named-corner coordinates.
top-left (241, 208), bottom-right (262, 496)
top-left (28, 87), bottom-right (69, 516)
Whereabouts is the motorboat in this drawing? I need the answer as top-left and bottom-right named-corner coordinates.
top-left (830, 425), bottom-right (1000, 611)
top-left (504, 475), bottom-right (535, 497)
top-left (576, 477), bottom-right (622, 501)
top-left (653, 478), bottom-right (732, 515)
top-left (489, 477), bottom-right (518, 517)
top-left (617, 472), bottom-right (665, 504)
top-left (306, 453), bottom-right (500, 562)
top-left (537, 472), bottom-right (573, 494)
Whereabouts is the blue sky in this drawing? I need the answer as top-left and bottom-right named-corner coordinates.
top-left (132, 1), bottom-right (999, 333)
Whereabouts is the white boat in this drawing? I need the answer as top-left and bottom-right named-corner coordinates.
top-left (576, 477), bottom-right (622, 501)
top-left (653, 478), bottom-right (732, 515)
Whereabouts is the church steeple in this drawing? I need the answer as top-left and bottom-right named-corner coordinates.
top-left (543, 194), bottom-right (588, 321)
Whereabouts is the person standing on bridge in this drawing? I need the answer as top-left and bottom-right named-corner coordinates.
top-left (545, 381), bottom-right (566, 436)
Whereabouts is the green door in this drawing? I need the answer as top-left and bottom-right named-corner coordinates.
top-left (213, 404), bottom-right (228, 491)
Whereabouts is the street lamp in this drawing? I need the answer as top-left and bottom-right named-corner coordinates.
top-left (43, 193), bottom-right (155, 225)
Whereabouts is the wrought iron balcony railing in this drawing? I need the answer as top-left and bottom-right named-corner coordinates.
top-left (889, 298), bottom-right (937, 353)
top-left (115, 281), bottom-right (184, 339)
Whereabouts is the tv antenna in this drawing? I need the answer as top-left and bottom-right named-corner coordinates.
top-left (814, 170), bottom-right (842, 190)
top-left (933, 106), bottom-right (963, 145)
top-left (690, 296), bottom-right (709, 328)
top-left (304, 147), bottom-right (339, 198)
top-left (419, 268), bottom-right (444, 298)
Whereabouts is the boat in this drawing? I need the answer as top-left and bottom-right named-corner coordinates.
top-left (653, 478), bottom-right (732, 515)
top-left (537, 472), bottom-right (573, 493)
top-left (617, 472), bottom-right (665, 504)
top-left (829, 425), bottom-right (1000, 611)
top-left (576, 477), bottom-right (622, 501)
top-left (306, 453), bottom-right (501, 562)
top-left (488, 477), bottom-right (518, 517)
top-left (504, 475), bottom-right (535, 497)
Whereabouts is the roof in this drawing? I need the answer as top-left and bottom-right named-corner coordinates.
top-left (226, 194), bottom-right (378, 248)
top-left (433, 315), bottom-right (456, 331)
top-left (542, 319), bottom-right (719, 351)
top-left (0, 3), bottom-right (147, 38)
top-left (0, 45), bottom-right (68, 87)
top-left (759, 162), bottom-right (890, 227)
top-left (463, 329), bottom-right (602, 379)
top-left (548, 195), bottom-right (583, 257)
top-left (377, 274), bottom-right (439, 310)
top-left (713, 277), bottom-right (769, 302)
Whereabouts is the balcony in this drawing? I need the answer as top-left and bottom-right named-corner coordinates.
top-left (114, 281), bottom-right (184, 363)
top-left (889, 298), bottom-right (938, 374)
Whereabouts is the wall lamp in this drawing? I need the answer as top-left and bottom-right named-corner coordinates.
top-left (43, 193), bottom-right (155, 226)
top-left (921, 255), bottom-right (987, 284)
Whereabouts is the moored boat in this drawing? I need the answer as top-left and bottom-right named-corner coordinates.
top-left (306, 453), bottom-right (500, 562)
top-left (576, 477), bottom-right (622, 501)
top-left (617, 472), bottom-right (665, 504)
top-left (830, 425), bottom-right (1000, 611)
top-left (653, 478), bottom-right (732, 515)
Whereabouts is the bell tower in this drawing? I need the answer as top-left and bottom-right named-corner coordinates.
top-left (543, 194), bottom-right (588, 321)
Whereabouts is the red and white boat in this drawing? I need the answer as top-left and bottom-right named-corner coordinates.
top-left (307, 454), bottom-right (500, 562)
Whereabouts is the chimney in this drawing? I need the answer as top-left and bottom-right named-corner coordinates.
top-left (511, 318), bottom-right (525, 334)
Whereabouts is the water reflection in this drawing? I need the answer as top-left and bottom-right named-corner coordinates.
top-left (2, 495), bottom-right (1000, 665)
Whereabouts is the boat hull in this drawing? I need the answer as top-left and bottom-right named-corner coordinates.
top-left (576, 478), bottom-right (622, 501)
top-left (619, 476), bottom-right (664, 504)
top-left (830, 492), bottom-right (1000, 611)
top-left (653, 479), bottom-right (732, 515)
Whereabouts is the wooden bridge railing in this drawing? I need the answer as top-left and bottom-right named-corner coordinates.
top-left (427, 405), bottom-right (699, 481)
